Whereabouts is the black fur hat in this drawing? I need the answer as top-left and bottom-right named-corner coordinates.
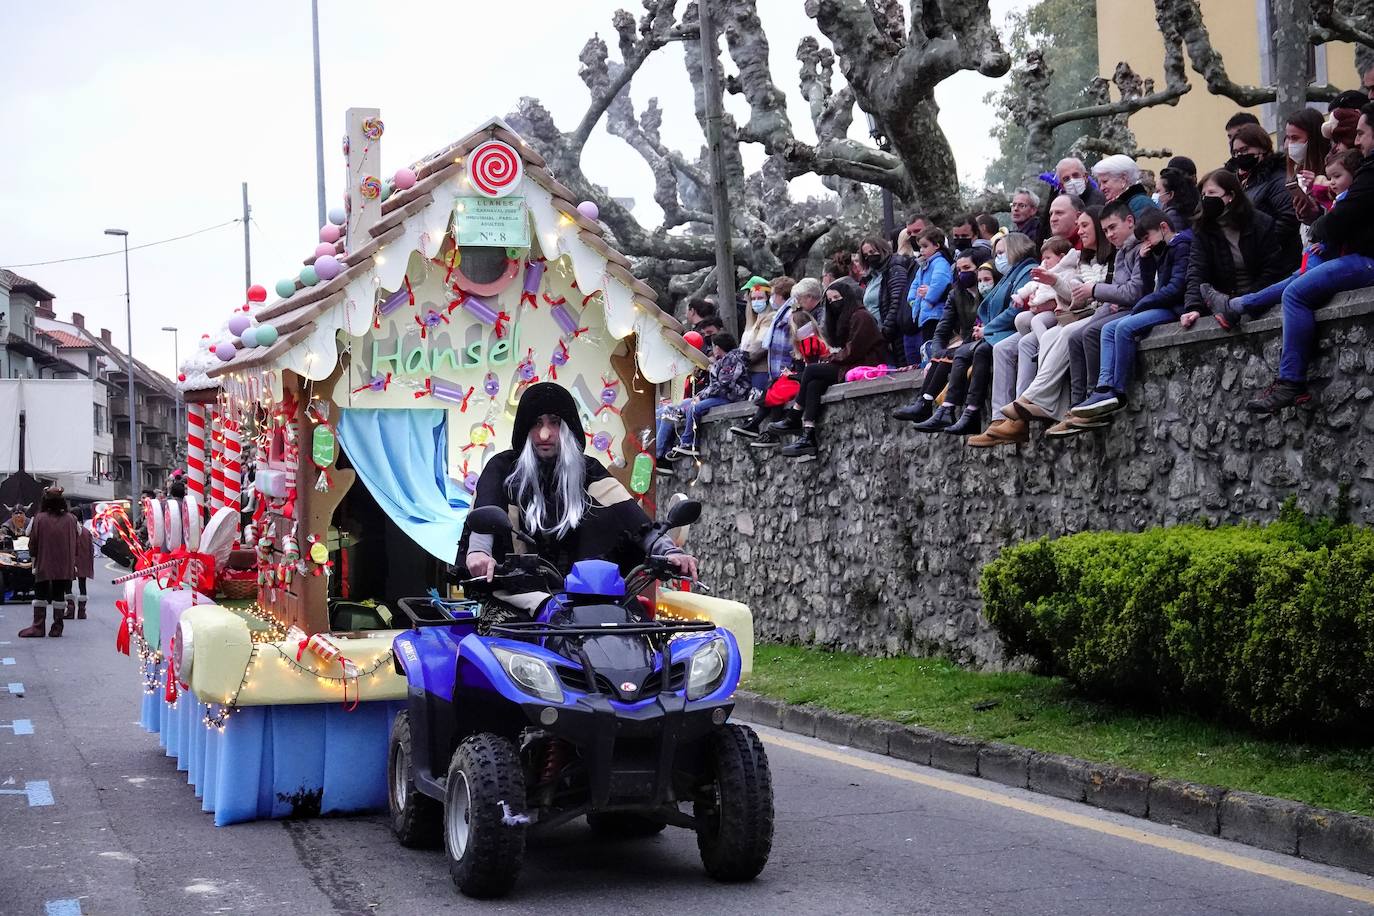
top-left (510, 382), bottom-right (586, 452)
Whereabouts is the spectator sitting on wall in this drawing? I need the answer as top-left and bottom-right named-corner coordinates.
top-left (858, 236), bottom-right (913, 368)
top-left (773, 278), bottom-right (888, 460)
top-left (900, 247), bottom-right (992, 432)
top-left (656, 331), bottom-right (748, 468)
top-left (1053, 156), bottom-right (1105, 210)
top-left (1010, 187), bottom-right (1042, 242)
top-left (730, 279), bottom-right (830, 448)
top-left (1092, 154), bottom-right (1153, 219)
top-left (1008, 236), bottom-right (1083, 396)
top-left (949, 215), bottom-right (978, 254)
top-left (1186, 167), bottom-right (1288, 330)
top-left (1284, 107), bottom-right (1333, 227)
top-left (1067, 206), bottom-right (1194, 425)
top-left (902, 227), bottom-right (956, 366)
top-left (1216, 148), bottom-right (1364, 330)
top-left (738, 275), bottom-right (778, 391)
top-left (1229, 122), bottom-right (1302, 269)
top-left (974, 212), bottom-right (1002, 251)
top-left (906, 212), bottom-right (931, 238)
top-left (1324, 95), bottom-right (1362, 155)
top-left (1244, 101), bottom-right (1374, 413)
top-left (1225, 111), bottom-right (1261, 143)
top-left (1155, 162), bottom-right (1201, 231)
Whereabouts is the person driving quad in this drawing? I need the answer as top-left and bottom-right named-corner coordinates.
top-left (460, 382), bottom-right (699, 611)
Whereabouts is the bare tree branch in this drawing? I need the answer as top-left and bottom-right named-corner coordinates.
top-left (1311, 0), bottom-right (1374, 47)
top-left (569, 2), bottom-right (678, 154)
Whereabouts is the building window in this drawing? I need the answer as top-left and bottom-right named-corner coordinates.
top-left (92, 453), bottom-right (110, 480)
top-left (93, 403), bottom-right (105, 436)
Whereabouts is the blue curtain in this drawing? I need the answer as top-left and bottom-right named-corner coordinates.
top-left (336, 409), bottom-right (469, 563)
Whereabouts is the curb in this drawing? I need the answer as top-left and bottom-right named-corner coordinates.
top-left (730, 691), bottom-right (1374, 877)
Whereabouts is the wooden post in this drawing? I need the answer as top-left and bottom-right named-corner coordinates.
top-left (344, 107), bottom-right (382, 255)
top-left (698, 0), bottom-right (737, 338)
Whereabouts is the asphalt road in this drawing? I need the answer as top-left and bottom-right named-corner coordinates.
top-left (3, 572), bottom-right (1374, 916)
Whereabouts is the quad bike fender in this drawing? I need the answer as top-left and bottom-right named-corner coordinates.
top-left (655, 591), bottom-right (754, 678)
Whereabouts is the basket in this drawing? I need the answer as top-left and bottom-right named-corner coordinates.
top-left (217, 569), bottom-right (259, 601)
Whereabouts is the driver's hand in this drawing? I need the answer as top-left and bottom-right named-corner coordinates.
top-left (466, 551), bottom-right (497, 582)
top-left (666, 553), bottom-right (699, 580)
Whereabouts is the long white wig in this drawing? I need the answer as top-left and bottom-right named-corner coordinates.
top-left (505, 421), bottom-right (587, 540)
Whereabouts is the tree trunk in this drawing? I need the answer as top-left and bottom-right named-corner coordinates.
top-left (1274, 0), bottom-right (1314, 117)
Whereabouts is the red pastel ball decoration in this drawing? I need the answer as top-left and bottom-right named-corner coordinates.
top-left (247, 284), bottom-right (267, 303)
top-left (177, 373), bottom-right (186, 382)
top-left (683, 331), bottom-right (705, 350)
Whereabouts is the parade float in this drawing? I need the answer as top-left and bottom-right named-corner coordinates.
top-left (115, 111), bottom-right (753, 825)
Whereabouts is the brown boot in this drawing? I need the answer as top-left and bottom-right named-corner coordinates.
top-left (967, 418), bottom-right (1029, 448)
top-left (76, 596), bottom-right (87, 619)
top-left (18, 601), bottom-right (47, 638)
top-left (48, 601), bottom-right (63, 638)
top-left (64, 595), bottom-right (76, 619)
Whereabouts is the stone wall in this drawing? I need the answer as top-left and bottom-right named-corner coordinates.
top-left (660, 291), bottom-right (1374, 668)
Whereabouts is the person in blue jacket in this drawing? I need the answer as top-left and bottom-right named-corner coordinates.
top-left (903, 227), bottom-right (955, 365)
top-left (1069, 207), bottom-right (1193, 421)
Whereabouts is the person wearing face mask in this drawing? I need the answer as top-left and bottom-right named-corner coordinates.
top-left (949, 215), bottom-right (978, 254)
top-left (1184, 168), bottom-right (1287, 335)
top-left (737, 275), bottom-right (782, 391)
top-left (899, 248), bottom-right (991, 432)
top-left (1090, 155), bottom-right (1153, 218)
top-left (1155, 165), bottom-right (1201, 232)
top-left (902, 227), bottom-right (956, 366)
top-left (1283, 108), bottom-right (1333, 228)
top-left (1228, 122), bottom-right (1302, 270)
top-left (857, 237), bottom-right (913, 367)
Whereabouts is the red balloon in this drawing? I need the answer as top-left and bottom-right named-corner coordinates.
top-left (683, 330), bottom-right (705, 350)
top-left (247, 284), bottom-right (268, 302)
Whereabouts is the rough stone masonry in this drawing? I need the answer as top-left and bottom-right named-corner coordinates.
top-left (659, 291), bottom-right (1374, 668)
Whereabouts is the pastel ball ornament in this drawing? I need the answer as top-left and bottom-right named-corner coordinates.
top-left (327, 207), bottom-right (346, 226)
top-left (247, 284), bottom-right (267, 303)
top-left (227, 314), bottom-right (252, 337)
top-left (275, 278), bottom-right (297, 299)
top-left (300, 265), bottom-right (319, 287)
top-left (314, 255), bottom-right (342, 281)
top-left (319, 224), bottom-right (341, 244)
top-left (314, 242), bottom-right (335, 259)
top-left (394, 167), bottom-right (417, 190)
top-left (214, 340), bottom-right (237, 362)
top-left (577, 200), bottom-right (600, 221)
top-left (256, 324), bottom-right (279, 346)
top-left (239, 326), bottom-right (260, 348)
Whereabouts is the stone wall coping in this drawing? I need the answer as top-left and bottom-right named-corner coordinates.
top-left (692, 288), bottom-right (1374, 425)
top-left (730, 691), bottom-right (1374, 877)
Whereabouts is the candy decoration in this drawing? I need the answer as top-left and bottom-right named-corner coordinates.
top-left (222, 418), bottom-right (243, 517)
top-left (240, 326), bottom-right (260, 349)
top-left (596, 377), bottom-right (622, 416)
top-left (414, 307), bottom-right (450, 339)
top-left (209, 410), bottom-right (225, 513)
top-left (359, 176), bottom-right (382, 200)
top-left (361, 117), bottom-right (384, 141)
top-left (520, 258), bottom-right (546, 308)
top-left (352, 373), bottom-right (392, 394)
top-left (550, 299), bottom-right (589, 339)
top-left (247, 284), bottom-right (268, 302)
top-left (300, 266), bottom-right (320, 287)
top-left (328, 206), bottom-right (346, 226)
top-left (516, 349), bottom-right (539, 394)
top-left (228, 314), bottom-right (252, 337)
top-left (548, 340), bottom-right (570, 379)
top-left (177, 372), bottom-right (187, 382)
top-left (314, 254), bottom-right (342, 281)
top-left (577, 200), bottom-right (600, 221)
top-left (296, 628), bottom-right (357, 711)
top-left (420, 379), bottom-right (474, 410)
top-left (280, 534), bottom-right (299, 586)
top-left (320, 224), bottom-right (341, 244)
top-left (187, 405), bottom-right (207, 500)
top-left (483, 371), bottom-right (500, 398)
top-left (311, 422), bottom-right (336, 469)
top-left (460, 459), bottom-right (479, 494)
top-left (394, 167), bottom-right (417, 190)
top-left (630, 452), bottom-right (654, 494)
top-left (467, 139), bottom-right (523, 198)
top-left (214, 341), bottom-right (237, 361)
top-left (275, 278), bottom-right (297, 299)
top-left (452, 293), bottom-right (510, 338)
top-left (314, 242), bottom-right (336, 259)
top-left (256, 324), bottom-right (279, 346)
top-left (683, 330), bottom-right (705, 350)
top-left (463, 423), bottom-right (495, 452)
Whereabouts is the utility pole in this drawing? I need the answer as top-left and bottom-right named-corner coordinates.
top-left (105, 228), bottom-right (139, 522)
top-left (311, 0), bottom-right (327, 228)
top-left (698, 0), bottom-right (737, 339)
top-left (1273, 0), bottom-right (1313, 119)
top-left (242, 182), bottom-right (252, 291)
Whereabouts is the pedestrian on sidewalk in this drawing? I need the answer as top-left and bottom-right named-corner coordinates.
top-left (67, 506), bottom-right (94, 620)
top-left (18, 487), bottom-right (79, 638)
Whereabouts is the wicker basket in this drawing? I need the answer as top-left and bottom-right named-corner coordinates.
top-left (217, 575), bottom-right (258, 601)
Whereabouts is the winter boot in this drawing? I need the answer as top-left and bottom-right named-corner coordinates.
top-left (912, 404), bottom-right (957, 433)
top-left (780, 427), bottom-right (819, 460)
top-left (77, 596), bottom-right (88, 620)
top-left (767, 409), bottom-right (804, 436)
top-left (64, 594), bottom-right (76, 619)
top-left (892, 396), bottom-right (935, 423)
top-left (943, 407), bottom-right (982, 436)
top-left (48, 603), bottom-right (64, 638)
top-left (18, 601), bottom-right (46, 638)
top-left (1245, 380), bottom-right (1311, 414)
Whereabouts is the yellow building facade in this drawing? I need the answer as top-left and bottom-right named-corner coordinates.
top-left (1095, 0), bottom-right (1359, 172)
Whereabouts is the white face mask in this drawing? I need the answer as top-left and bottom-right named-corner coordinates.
top-left (1062, 177), bottom-right (1087, 196)
top-left (1151, 192), bottom-right (1164, 206)
top-left (977, 280), bottom-right (995, 295)
top-left (1288, 141), bottom-right (1308, 163)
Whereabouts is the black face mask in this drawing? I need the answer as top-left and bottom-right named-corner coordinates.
top-left (955, 270), bottom-right (977, 288)
top-left (1229, 152), bottom-right (1260, 173)
top-left (861, 252), bottom-right (882, 268)
top-left (1149, 240), bottom-right (1168, 257)
top-left (1200, 196), bottom-right (1226, 221)
top-left (952, 237), bottom-right (974, 251)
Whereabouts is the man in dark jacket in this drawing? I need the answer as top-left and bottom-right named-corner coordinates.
top-left (1069, 207), bottom-right (1193, 421)
top-left (1246, 104), bottom-right (1374, 412)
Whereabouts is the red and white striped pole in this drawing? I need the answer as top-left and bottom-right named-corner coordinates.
top-left (222, 419), bottom-right (243, 519)
top-left (209, 409), bottom-right (225, 513)
top-left (186, 404), bottom-right (207, 501)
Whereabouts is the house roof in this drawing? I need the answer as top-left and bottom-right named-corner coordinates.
top-left (195, 118), bottom-right (704, 387)
top-left (38, 328), bottom-right (91, 350)
top-left (0, 269), bottom-right (56, 301)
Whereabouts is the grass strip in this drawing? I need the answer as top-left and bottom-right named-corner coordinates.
top-left (747, 643), bottom-right (1374, 817)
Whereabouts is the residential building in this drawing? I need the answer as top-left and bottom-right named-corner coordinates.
top-left (1096, 0), bottom-right (1360, 171)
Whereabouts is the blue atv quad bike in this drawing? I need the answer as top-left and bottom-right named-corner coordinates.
top-left (388, 500), bottom-right (774, 899)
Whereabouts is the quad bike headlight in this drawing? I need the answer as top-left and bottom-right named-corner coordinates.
top-left (492, 647), bottom-right (563, 703)
top-left (686, 637), bottom-right (728, 700)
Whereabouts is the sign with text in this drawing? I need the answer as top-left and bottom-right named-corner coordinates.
top-left (454, 196), bottom-right (529, 248)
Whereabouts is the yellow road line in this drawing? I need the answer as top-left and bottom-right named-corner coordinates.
top-left (763, 731), bottom-right (1374, 907)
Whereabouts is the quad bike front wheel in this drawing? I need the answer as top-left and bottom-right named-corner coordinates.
top-left (445, 733), bottom-right (527, 899)
top-left (695, 723), bottom-right (774, 881)
top-left (387, 712), bottom-right (442, 848)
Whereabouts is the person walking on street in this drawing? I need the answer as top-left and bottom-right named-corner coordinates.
top-left (68, 507), bottom-right (94, 620)
top-left (19, 487), bottom-right (80, 638)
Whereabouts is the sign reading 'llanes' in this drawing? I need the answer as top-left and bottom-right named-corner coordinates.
top-left (453, 197), bottom-right (529, 247)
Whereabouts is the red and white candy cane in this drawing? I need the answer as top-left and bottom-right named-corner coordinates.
top-left (186, 404), bottom-right (207, 501)
top-left (296, 632), bottom-right (360, 711)
top-left (209, 410), bottom-right (225, 512)
top-left (222, 418), bottom-right (243, 516)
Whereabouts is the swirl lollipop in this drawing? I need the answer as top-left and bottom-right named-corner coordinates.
top-left (359, 176), bottom-right (382, 200)
top-left (467, 139), bottom-right (523, 198)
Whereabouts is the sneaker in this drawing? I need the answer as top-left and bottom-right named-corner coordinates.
top-left (780, 428), bottom-right (818, 460)
top-left (748, 432), bottom-right (781, 450)
top-left (655, 457), bottom-right (676, 477)
top-left (672, 444), bottom-right (700, 458)
top-left (1245, 380), bottom-right (1311, 414)
top-left (728, 423), bottom-right (761, 440)
top-left (1069, 390), bottom-right (1122, 418)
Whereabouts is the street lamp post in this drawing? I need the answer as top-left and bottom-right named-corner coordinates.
top-left (105, 228), bottom-right (139, 522)
top-left (161, 325), bottom-right (180, 458)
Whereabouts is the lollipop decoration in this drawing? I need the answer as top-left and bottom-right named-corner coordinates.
top-left (361, 117), bottom-right (384, 141)
top-left (467, 139), bottom-right (523, 198)
top-left (588, 430), bottom-right (617, 465)
top-left (359, 176), bottom-right (382, 200)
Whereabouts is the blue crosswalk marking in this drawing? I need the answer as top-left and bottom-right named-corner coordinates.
top-left (45, 900), bottom-right (81, 916)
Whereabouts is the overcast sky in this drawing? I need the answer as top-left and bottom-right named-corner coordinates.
top-left (1, 0), bottom-right (1032, 380)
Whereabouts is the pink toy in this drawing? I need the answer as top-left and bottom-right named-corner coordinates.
top-left (844, 365), bottom-right (895, 383)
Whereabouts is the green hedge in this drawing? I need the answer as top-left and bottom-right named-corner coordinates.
top-left (979, 504), bottom-right (1374, 735)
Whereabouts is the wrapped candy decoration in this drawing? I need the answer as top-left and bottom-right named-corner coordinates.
top-left (280, 534), bottom-right (300, 585)
top-left (453, 293), bottom-right (510, 339)
top-left (483, 371), bottom-right (500, 398)
top-left (520, 258), bottom-right (546, 308)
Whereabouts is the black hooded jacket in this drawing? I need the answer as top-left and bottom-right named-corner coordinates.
top-left (825, 278), bottom-right (890, 370)
top-left (1242, 153), bottom-right (1301, 272)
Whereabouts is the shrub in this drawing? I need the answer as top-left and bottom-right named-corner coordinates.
top-left (979, 506), bottom-right (1374, 735)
